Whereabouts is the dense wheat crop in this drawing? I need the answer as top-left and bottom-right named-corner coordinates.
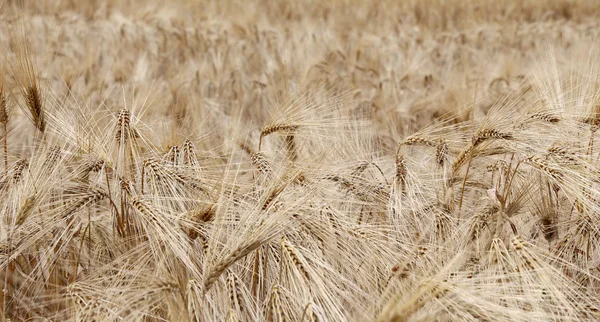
top-left (2, 0), bottom-right (600, 321)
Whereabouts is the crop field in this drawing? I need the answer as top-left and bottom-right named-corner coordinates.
top-left (1, 0), bottom-right (600, 321)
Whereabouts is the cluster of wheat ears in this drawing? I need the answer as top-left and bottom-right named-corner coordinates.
top-left (2, 1), bottom-right (600, 321)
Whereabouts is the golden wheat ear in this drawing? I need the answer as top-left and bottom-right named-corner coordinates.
top-left (10, 23), bottom-right (45, 134)
top-left (259, 123), bottom-right (298, 151)
top-left (115, 109), bottom-right (134, 146)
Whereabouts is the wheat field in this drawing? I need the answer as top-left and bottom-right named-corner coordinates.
top-left (1, 1), bottom-right (600, 321)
